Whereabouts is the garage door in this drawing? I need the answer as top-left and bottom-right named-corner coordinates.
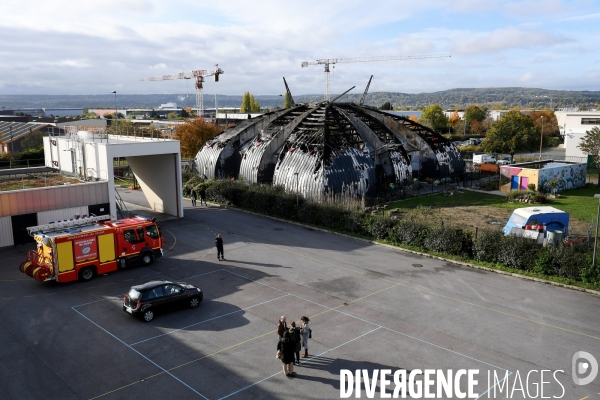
top-left (11, 213), bottom-right (38, 246)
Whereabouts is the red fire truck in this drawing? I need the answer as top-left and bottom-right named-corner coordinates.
top-left (20, 215), bottom-right (164, 283)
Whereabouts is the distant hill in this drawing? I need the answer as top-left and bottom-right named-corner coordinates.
top-left (1, 87), bottom-right (599, 110)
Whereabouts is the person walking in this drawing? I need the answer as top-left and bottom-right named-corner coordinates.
top-left (290, 321), bottom-right (301, 365)
top-left (190, 189), bottom-right (197, 207)
top-left (300, 316), bottom-right (310, 358)
top-left (276, 330), bottom-right (296, 376)
top-left (277, 315), bottom-right (287, 341)
top-left (215, 234), bottom-right (225, 261)
top-left (199, 186), bottom-right (207, 206)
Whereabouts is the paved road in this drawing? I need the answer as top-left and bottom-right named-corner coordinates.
top-left (1, 199), bottom-right (599, 399)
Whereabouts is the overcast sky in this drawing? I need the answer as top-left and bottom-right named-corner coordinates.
top-left (1, 0), bottom-right (599, 96)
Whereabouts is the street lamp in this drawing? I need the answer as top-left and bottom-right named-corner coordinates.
top-left (538, 115), bottom-right (544, 160)
top-left (111, 90), bottom-right (117, 140)
top-left (594, 194), bottom-right (600, 266)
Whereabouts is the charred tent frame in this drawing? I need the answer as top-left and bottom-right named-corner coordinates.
top-left (194, 102), bottom-right (464, 201)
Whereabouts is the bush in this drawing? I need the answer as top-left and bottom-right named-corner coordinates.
top-left (389, 220), bottom-right (428, 248)
top-left (368, 216), bottom-right (396, 239)
top-left (547, 137), bottom-right (561, 147)
top-left (479, 181), bottom-right (499, 191)
top-left (423, 226), bottom-right (472, 256)
top-left (473, 229), bottom-right (504, 263)
top-left (497, 236), bottom-right (540, 270)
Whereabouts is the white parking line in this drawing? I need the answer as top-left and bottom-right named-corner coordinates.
top-left (72, 306), bottom-right (209, 399)
top-left (218, 327), bottom-right (383, 400)
top-left (129, 293), bottom-right (291, 346)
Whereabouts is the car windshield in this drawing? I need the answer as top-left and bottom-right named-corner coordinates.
top-left (128, 288), bottom-right (141, 301)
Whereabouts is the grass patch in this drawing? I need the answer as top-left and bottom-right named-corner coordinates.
top-left (389, 185), bottom-right (600, 223)
top-left (388, 190), bottom-right (513, 209)
top-left (549, 185), bottom-right (600, 222)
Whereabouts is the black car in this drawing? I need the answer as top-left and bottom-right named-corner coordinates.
top-left (123, 280), bottom-right (203, 322)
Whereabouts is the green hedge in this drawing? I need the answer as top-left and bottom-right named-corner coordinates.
top-left (184, 179), bottom-right (599, 287)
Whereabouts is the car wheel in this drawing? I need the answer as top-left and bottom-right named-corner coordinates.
top-left (142, 309), bottom-right (154, 322)
top-left (78, 267), bottom-right (95, 282)
top-left (140, 252), bottom-right (153, 266)
top-left (189, 297), bottom-right (200, 308)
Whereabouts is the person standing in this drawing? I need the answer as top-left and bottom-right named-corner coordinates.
top-left (215, 234), bottom-right (224, 261)
top-left (300, 316), bottom-right (310, 358)
top-left (199, 186), bottom-right (207, 206)
top-left (277, 316), bottom-right (287, 341)
top-left (290, 322), bottom-right (301, 365)
top-left (190, 189), bottom-right (197, 207)
top-left (276, 330), bottom-right (295, 376)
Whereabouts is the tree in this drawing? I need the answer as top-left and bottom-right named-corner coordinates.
top-left (464, 105), bottom-right (488, 126)
top-left (20, 131), bottom-right (44, 151)
top-left (379, 101), bottom-right (392, 110)
top-left (249, 94), bottom-right (260, 112)
top-left (481, 110), bottom-right (539, 160)
top-left (174, 118), bottom-right (222, 158)
top-left (420, 104), bottom-right (448, 132)
top-left (448, 110), bottom-right (461, 128)
top-left (240, 92), bottom-right (251, 113)
top-left (283, 93), bottom-right (293, 109)
top-left (524, 110), bottom-right (559, 138)
top-left (578, 126), bottom-right (600, 185)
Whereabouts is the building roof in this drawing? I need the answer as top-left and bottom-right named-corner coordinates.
top-left (0, 121), bottom-right (50, 143)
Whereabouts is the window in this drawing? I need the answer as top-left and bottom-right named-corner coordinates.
top-left (581, 118), bottom-right (600, 125)
top-left (127, 288), bottom-right (141, 301)
top-left (136, 227), bottom-right (145, 242)
top-left (164, 284), bottom-right (183, 295)
top-left (146, 225), bottom-right (160, 239)
top-left (123, 229), bottom-right (137, 243)
top-left (144, 286), bottom-right (165, 300)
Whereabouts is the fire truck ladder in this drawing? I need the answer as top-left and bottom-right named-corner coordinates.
top-left (115, 190), bottom-right (129, 219)
top-left (26, 215), bottom-right (112, 236)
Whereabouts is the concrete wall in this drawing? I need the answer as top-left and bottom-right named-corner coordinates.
top-left (127, 154), bottom-right (181, 216)
top-left (0, 182), bottom-right (109, 218)
top-left (500, 162), bottom-right (587, 193)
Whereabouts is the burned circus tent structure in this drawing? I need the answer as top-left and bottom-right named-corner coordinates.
top-left (194, 102), bottom-right (463, 201)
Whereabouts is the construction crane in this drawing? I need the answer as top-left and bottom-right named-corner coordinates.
top-left (140, 65), bottom-right (224, 117)
top-left (301, 55), bottom-right (451, 102)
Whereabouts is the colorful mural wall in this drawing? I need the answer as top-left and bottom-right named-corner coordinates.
top-left (500, 162), bottom-right (587, 193)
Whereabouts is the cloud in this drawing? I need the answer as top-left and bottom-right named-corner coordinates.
top-left (450, 26), bottom-right (574, 55)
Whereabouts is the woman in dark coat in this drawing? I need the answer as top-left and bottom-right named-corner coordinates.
top-left (276, 330), bottom-right (296, 376)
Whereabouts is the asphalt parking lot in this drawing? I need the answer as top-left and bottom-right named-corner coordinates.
top-left (1, 201), bottom-right (599, 399)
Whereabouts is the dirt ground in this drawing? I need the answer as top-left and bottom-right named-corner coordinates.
top-left (405, 205), bottom-right (592, 238)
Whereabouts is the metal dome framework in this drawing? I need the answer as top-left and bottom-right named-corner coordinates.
top-left (194, 102), bottom-right (463, 201)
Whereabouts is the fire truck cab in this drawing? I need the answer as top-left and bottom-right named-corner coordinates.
top-left (20, 215), bottom-right (164, 283)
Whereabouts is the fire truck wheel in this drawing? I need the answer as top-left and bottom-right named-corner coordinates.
top-left (189, 297), bottom-right (200, 308)
top-left (140, 252), bottom-right (154, 266)
top-left (19, 261), bottom-right (30, 273)
top-left (79, 267), bottom-right (95, 282)
top-left (142, 309), bottom-right (154, 322)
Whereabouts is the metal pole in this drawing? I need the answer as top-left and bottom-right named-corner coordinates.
top-left (594, 195), bottom-right (600, 266)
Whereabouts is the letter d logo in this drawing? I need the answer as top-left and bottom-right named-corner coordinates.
top-left (572, 351), bottom-right (598, 386)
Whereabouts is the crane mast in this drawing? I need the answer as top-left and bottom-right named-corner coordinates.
top-left (301, 54), bottom-right (450, 102)
top-left (140, 65), bottom-right (224, 117)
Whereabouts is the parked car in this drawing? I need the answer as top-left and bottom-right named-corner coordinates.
top-left (123, 280), bottom-right (203, 322)
top-left (496, 156), bottom-right (511, 165)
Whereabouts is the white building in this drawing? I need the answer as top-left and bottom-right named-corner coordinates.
top-left (44, 130), bottom-right (183, 220)
top-left (555, 110), bottom-right (600, 159)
